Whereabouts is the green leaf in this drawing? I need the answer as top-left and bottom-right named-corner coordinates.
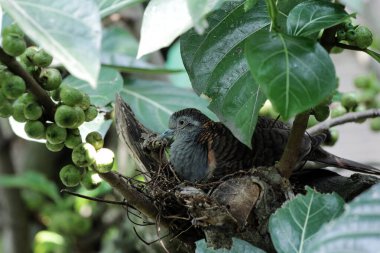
top-left (79, 113), bottom-right (113, 141)
top-left (121, 79), bottom-right (216, 132)
top-left (196, 238), bottom-right (267, 253)
top-left (137, 0), bottom-right (225, 58)
top-left (165, 41), bottom-right (192, 88)
top-left (94, 0), bottom-right (145, 18)
top-left (102, 25), bottom-right (139, 57)
top-left (0, 171), bottom-right (62, 204)
top-left (269, 187), bottom-right (344, 253)
top-left (244, 0), bottom-right (259, 12)
top-left (287, 0), bottom-right (349, 37)
top-left (0, 0), bottom-right (101, 87)
top-left (102, 58), bottom-right (183, 74)
top-left (181, 0), bottom-right (269, 147)
top-left (305, 183), bottom-right (380, 253)
top-left (245, 30), bottom-right (337, 119)
top-left (63, 67), bottom-right (123, 107)
top-left (276, 0), bottom-right (304, 32)
top-left (365, 48), bottom-right (380, 63)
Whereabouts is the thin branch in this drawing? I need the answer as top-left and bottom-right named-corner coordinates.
top-left (308, 109), bottom-right (380, 135)
top-left (99, 172), bottom-right (164, 223)
top-left (0, 47), bottom-right (56, 120)
top-left (277, 111), bottom-right (310, 178)
top-left (335, 42), bottom-right (364, 52)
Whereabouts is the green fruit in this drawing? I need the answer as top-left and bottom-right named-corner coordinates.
top-left (24, 120), bottom-right (45, 139)
top-left (354, 26), bottom-right (373, 49)
top-left (354, 75), bottom-right (371, 89)
top-left (72, 143), bottom-right (96, 167)
top-left (324, 128), bottom-right (339, 146)
top-left (39, 68), bottom-right (62, 91)
top-left (1, 75), bottom-right (26, 99)
top-left (50, 88), bottom-right (61, 101)
top-left (84, 105), bottom-right (98, 122)
top-left (341, 92), bottom-right (359, 111)
top-left (314, 105), bottom-right (330, 122)
top-left (2, 36), bottom-right (26, 57)
top-left (64, 133), bottom-right (82, 149)
top-left (73, 106), bottom-right (85, 128)
top-left (354, 104), bottom-right (367, 123)
top-left (85, 131), bottom-right (103, 150)
top-left (59, 164), bottom-right (82, 187)
top-left (81, 170), bottom-right (101, 190)
top-left (2, 24), bottom-right (24, 38)
top-left (19, 47), bottom-right (38, 66)
top-left (60, 86), bottom-right (84, 106)
top-left (94, 148), bottom-right (114, 173)
top-left (24, 101), bottom-right (43, 120)
top-left (69, 128), bottom-right (80, 136)
top-left (12, 102), bottom-right (26, 122)
top-left (345, 29), bottom-right (356, 42)
top-left (46, 141), bottom-right (65, 152)
top-left (31, 49), bottom-right (53, 67)
top-left (79, 93), bottom-right (90, 110)
top-left (54, 105), bottom-right (78, 128)
top-left (0, 100), bottom-right (13, 118)
top-left (336, 30), bottom-right (346, 41)
top-left (46, 124), bottom-right (67, 144)
top-left (330, 103), bottom-right (347, 118)
top-left (18, 93), bottom-right (36, 104)
top-left (370, 118), bottom-right (380, 132)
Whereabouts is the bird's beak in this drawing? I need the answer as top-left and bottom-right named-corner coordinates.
top-left (158, 129), bottom-right (175, 142)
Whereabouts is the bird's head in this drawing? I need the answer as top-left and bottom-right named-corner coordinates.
top-left (160, 108), bottom-right (211, 141)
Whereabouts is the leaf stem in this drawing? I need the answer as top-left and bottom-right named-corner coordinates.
top-left (0, 47), bottom-right (56, 120)
top-left (277, 111), bottom-right (309, 178)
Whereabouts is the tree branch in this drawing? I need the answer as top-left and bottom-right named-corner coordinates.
top-left (277, 111), bottom-right (310, 178)
top-left (308, 109), bottom-right (380, 135)
top-left (0, 47), bottom-right (56, 120)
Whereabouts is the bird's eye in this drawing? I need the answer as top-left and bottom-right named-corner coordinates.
top-left (178, 120), bottom-right (185, 126)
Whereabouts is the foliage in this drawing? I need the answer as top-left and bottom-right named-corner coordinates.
top-left (0, 0), bottom-right (380, 252)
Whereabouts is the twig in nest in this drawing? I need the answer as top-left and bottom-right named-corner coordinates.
top-left (125, 205), bottom-right (156, 226)
top-left (133, 226), bottom-right (171, 246)
top-left (60, 189), bottom-right (133, 207)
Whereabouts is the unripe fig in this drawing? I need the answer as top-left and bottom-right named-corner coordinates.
top-left (1, 75), bottom-right (26, 99)
top-left (94, 148), bottom-right (114, 173)
top-left (354, 104), bottom-right (367, 123)
top-left (345, 29), bottom-right (356, 42)
top-left (19, 93), bottom-right (36, 104)
top-left (72, 143), bottom-right (96, 167)
top-left (24, 120), bottom-right (45, 139)
top-left (354, 26), bottom-right (373, 49)
top-left (81, 170), bottom-right (101, 190)
top-left (46, 124), bottom-right (67, 144)
top-left (73, 106), bottom-right (85, 128)
top-left (50, 88), bottom-right (61, 101)
top-left (69, 128), bottom-right (80, 136)
top-left (2, 36), bottom-right (26, 57)
top-left (0, 100), bottom-right (13, 118)
top-left (341, 92), bottom-right (359, 111)
top-left (55, 105), bottom-right (78, 128)
top-left (19, 47), bottom-right (38, 66)
top-left (370, 118), bottom-right (380, 132)
top-left (64, 133), bottom-right (82, 149)
top-left (60, 86), bottom-right (84, 106)
top-left (2, 24), bottom-right (24, 38)
top-left (59, 164), bottom-right (82, 187)
top-left (336, 30), bottom-right (346, 41)
top-left (24, 101), bottom-right (43, 120)
top-left (12, 102), bottom-right (26, 122)
top-left (85, 131), bottom-right (103, 150)
top-left (79, 93), bottom-right (90, 110)
top-left (354, 75), bottom-right (371, 89)
top-left (324, 128), bottom-right (339, 146)
top-left (46, 141), bottom-right (65, 152)
top-left (31, 49), bottom-right (53, 67)
top-left (314, 105), bottom-right (330, 122)
top-left (39, 68), bottom-right (62, 91)
top-left (84, 105), bottom-right (98, 122)
top-left (330, 103), bottom-right (347, 118)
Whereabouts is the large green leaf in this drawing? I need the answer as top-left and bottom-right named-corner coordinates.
top-left (269, 187), bottom-right (344, 253)
top-left (63, 67), bottom-right (123, 107)
top-left (305, 183), bottom-right (380, 253)
top-left (287, 0), bottom-right (349, 37)
top-left (102, 25), bottom-right (139, 57)
top-left (196, 238), bottom-right (266, 253)
top-left (276, 0), bottom-right (304, 32)
top-left (137, 0), bottom-right (226, 58)
top-left (121, 79), bottom-right (216, 133)
top-left (165, 41), bottom-right (192, 88)
top-left (245, 30), bottom-right (337, 119)
top-left (0, 171), bottom-right (62, 204)
top-left (94, 0), bottom-right (145, 18)
top-left (0, 0), bottom-right (101, 87)
top-left (181, 0), bottom-right (269, 147)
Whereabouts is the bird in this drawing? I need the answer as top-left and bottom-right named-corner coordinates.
top-left (159, 108), bottom-right (380, 182)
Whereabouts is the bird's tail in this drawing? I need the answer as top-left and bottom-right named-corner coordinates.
top-left (308, 147), bottom-right (380, 176)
